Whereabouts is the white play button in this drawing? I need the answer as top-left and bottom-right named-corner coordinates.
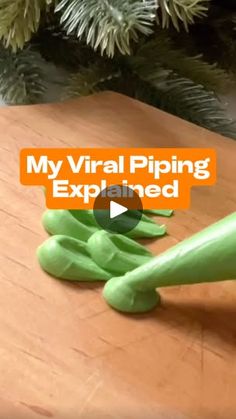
top-left (93, 185), bottom-right (143, 234)
top-left (110, 201), bottom-right (128, 219)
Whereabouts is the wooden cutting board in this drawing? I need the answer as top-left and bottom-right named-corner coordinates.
top-left (0, 92), bottom-right (236, 419)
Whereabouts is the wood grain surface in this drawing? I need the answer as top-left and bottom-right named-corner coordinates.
top-left (0, 92), bottom-right (236, 419)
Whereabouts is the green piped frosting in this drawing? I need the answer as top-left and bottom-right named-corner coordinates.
top-left (42, 210), bottom-right (97, 242)
top-left (143, 209), bottom-right (173, 217)
top-left (103, 212), bottom-right (236, 313)
top-left (42, 209), bottom-right (166, 240)
top-left (39, 207), bottom-right (164, 282)
top-left (87, 230), bottom-right (153, 275)
top-left (37, 231), bottom-right (153, 281)
top-left (37, 235), bottom-right (111, 281)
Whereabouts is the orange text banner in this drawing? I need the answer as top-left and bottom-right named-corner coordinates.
top-left (20, 148), bottom-right (216, 209)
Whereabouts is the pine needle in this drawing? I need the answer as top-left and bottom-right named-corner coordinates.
top-left (0, 0), bottom-right (54, 50)
top-left (56, 0), bottom-right (158, 57)
top-left (157, 0), bottom-right (208, 31)
top-left (135, 33), bottom-right (233, 93)
top-left (132, 62), bottom-right (236, 138)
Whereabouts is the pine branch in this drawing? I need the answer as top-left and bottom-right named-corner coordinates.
top-left (36, 23), bottom-right (100, 69)
top-left (0, 0), bottom-right (54, 51)
top-left (56, 0), bottom-right (158, 57)
top-left (157, 0), bottom-right (209, 31)
top-left (169, 6), bottom-right (236, 73)
top-left (137, 71), bottom-right (236, 138)
top-left (65, 63), bottom-right (120, 98)
top-left (128, 50), bottom-right (236, 138)
top-left (0, 46), bottom-right (46, 104)
top-left (154, 77), bottom-right (236, 138)
top-left (135, 34), bottom-right (232, 93)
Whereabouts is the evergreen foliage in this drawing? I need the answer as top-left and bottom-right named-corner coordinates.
top-left (0, 0), bottom-right (235, 138)
top-left (0, 45), bottom-right (45, 104)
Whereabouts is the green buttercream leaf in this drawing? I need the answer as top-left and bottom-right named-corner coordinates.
top-left (87, 230), bottom-right (153, 275)
top-left (37, 235), bottom-right (112, 281)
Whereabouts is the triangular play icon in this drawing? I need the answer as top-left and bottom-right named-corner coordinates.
top-left (110, 201), bottom-right (128, 219)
